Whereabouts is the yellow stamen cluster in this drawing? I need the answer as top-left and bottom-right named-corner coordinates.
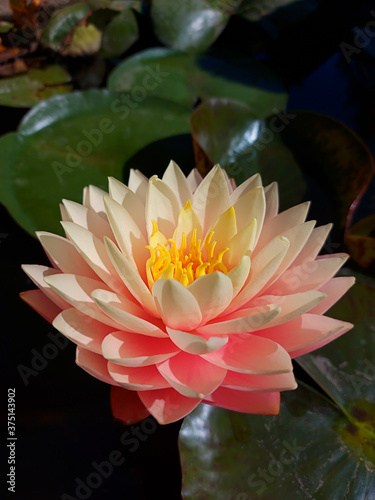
top-left (146, 222), bottom-right (229, 288)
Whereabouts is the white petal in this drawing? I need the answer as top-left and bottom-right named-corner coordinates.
top-left (103, 195), bottom-right (149, 280)
top-left (166, 327), bottom-right (228, 354)
top-left (188, 271), bottom-right (233, 324)
top-left (108, 176), bottom-right (146, 238)
top-left (104, 237), bottom-right (159, 318)
top-left (192, 165), bottom-right (230, 235)
top-left (43, 273), bottom-right (120, 328)
top-left (256, 201), bottom-right (310, 250)
top-left (203, 206), bottom-right (237, 254)
top-left (225, 236), bottom-right (289, 314)
top-left (233, 186), bottom-right (265, 242)
top-left (162, 160), bottom-right (192, 206)
top-left (223, 218), bottom-right (257, 268)
top-left (36, 231), bottom-right (97, 278)
top-left (128, 169), bottom-right (148, 202)
top-left (62, 199), bottom-right (113, 240)
top-left (172, 200), bottom-right (202, 248)
top-left (53, 308), bottom-right (112, 353)
top-left (84, 185), bottom-right (108, 218)
top-left (187, 168), bottom-right (203, 192)
top-left (92, 289), bottom-right (167, 337)
top-left (226, 255), bottom-right (251, 298)
top-left (21, 264), bottom-right (70, 310)
top-left (230, 173), bottom-right (262, 204)
top-left (145, 177), bottom-right (180, 238)
top-left (152, 278), bottom-right (202, 330)
top-left (61, 221), bottom-right (127, 295)
top-left (264, 182), bottom-right (279, 220)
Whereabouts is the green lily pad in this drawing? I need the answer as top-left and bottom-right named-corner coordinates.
top-left (100, 8), bottom-right (138, 57)
top-left (0, 66), bottom-right (72, 107)
top-left (191, 98), bottom-right (306, 210)
top-left (0, 90), bottom-right (190, 236)
top-left (180, 383), bottom-right (375, 499)
top-left (280, 111), bottom-right (374, 229)
top-left (151, 0), bottom-right (231, 52)
top-left (40, 2), bottom-right (90, 52)
top-left (108, 47), bottom-right (287, 118)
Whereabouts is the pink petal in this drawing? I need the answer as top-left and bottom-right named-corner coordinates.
top-left (138, 388), bottom-right (202, 424)
top-left (101, 331), bottom-right (179, 367)
top-left (111, 386), bottom-right (150, 425)
top-left (76, 346), bottom-right (119, 385)
top-left (265, 254), bottom-right (349, 295)
top-left (222, 371), bottom-right (297, 392)
top-left (108, 362), bottom-right (170, 391)
top-left (167, 327), bottom-right (228, 355)
top-left (152, 278), bottom-right (202, 331)
top-left (21, 265), bottom-right (70, 310)
top-left (251, 290), bottom-right (326, 327)
top-left (255, 313), bottom-right (352, 354)
top-left (257, 202), bottom-right (310, 250)
top-left (310, 276), bottom-right (356, 314)
top-left (20, 289), bottom-right (62, 324)
top-left (292, 223), bottom-right (332, 267)
top-left (203, 387), bottom-right (280, 415)
top-left (290, 321), bottom-right (353, 358)
top-left (197, 304), bottom-right (281, 335)
top-left (53, 308), bottom-right (113, 353)
top-left (157, 352), bottom-right (227, 398)
top-left (202, 334), bottom-right (292, 374)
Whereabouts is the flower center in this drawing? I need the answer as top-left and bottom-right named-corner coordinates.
top-left (146, 222), bottom-right (229, 288)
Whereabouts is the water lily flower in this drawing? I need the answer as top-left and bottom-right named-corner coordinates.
top-left (21, 162), bottom-right (354, 424)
